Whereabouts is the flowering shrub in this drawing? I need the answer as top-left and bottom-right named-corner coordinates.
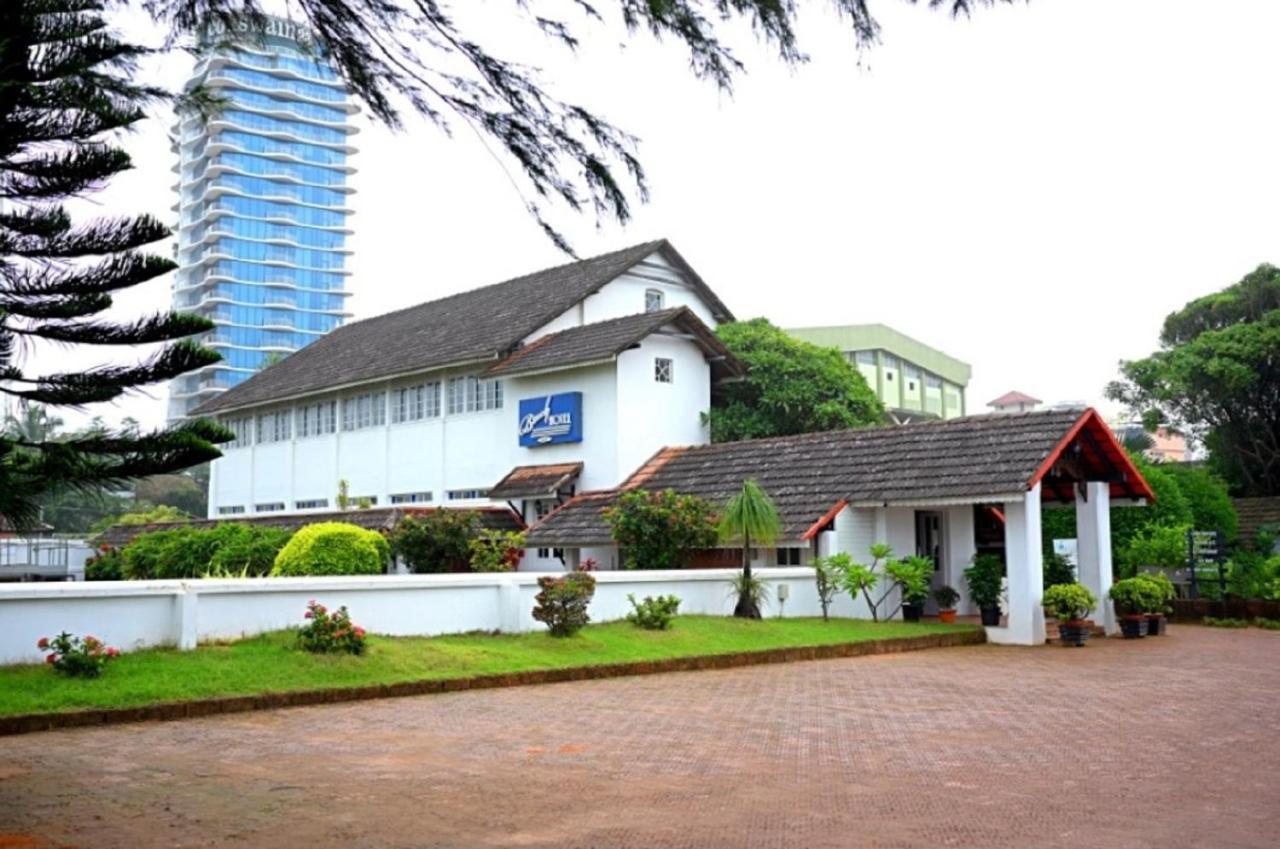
top-left (297, 600), bottom-right (367, 654)
top-left (84, 545), bottom-right (125, 581)
top-left (533, 572), bottom-right (596, 637)
top-left (625, 593), bottom-right (681, 630)
top-left (468, 530), bottom-right (526, 572)
top-left (37, 632), bottom-right (120, 677)
top-left (578, 557), bottom-right (599, 572)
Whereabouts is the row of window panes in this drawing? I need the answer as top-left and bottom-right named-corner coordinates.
top-left (220, 110), bottom-right (348, 145)
top-left (207, 328), bottom-right (318, 350)
top-left (216, 130), bottom-right (348, 167)
top-left (212, 305), bottom-right (341, 332)
top-left (391, 382), bottom-right (441, 423)
top-left (295, 498), bottom-right (329, 509)
top-left (219, 67), bottom-right (347, 102)
top-left (227, 49), bottom-right (341, 82)
top-left (224, 376), bottom-right (504, 449)
top-left (215, 215), bottom-right (346, 249)
top-left (848, 349), bottom-right (950, 392)
top-left (389, 492), bottom-right (433, 504)
top-left (217, 505), bottom-right (246, 515)
top-left (217, 174), bottom-right (348, 208)
top-left (225, 88), bottom-right (349, 124)
top-left (445, 376), bottom-right (503, 415)
top-left (206, 261), bottom-right (347, 293)
top-left (218, 152), bottom-right (347, 188)
top-left (255, 502), bottom-right (286, 512)
top-left (214, 194), bottom-right (348, 228)
top-left (198, 237), bottom-right (346, 270)
top-left (447, 489), bottom-right (490, 500)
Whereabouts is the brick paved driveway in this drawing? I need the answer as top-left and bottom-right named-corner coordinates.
top-left (1, 626), bottom-right (1277, 849)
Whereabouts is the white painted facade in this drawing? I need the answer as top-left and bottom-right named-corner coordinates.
top-left (207, 252), bottom-right (721, 570)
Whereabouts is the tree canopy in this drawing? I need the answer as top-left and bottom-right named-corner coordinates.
top-left (143, 1), bottom-right (1013, 249)
top-left (0, 0), bottom-right (229, 529)
top-left (1107, 264), bottom-right (1280, 496)
top-left (707, 318), bottom-right (883, 442)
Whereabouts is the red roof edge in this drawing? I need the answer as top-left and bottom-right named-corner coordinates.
top-left (1026, 408), bottom-right (1156, 502)
top-left (801, 499), bottom-right (849, 541)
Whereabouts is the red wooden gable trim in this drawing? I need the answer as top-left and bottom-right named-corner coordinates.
top-left (802, 499), bottom-right (849, 541)
top-left (1027, 408), bottom-right (1156, 502)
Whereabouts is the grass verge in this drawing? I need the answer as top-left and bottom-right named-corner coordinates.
top-left (0, 617), bottom-right (978, 727)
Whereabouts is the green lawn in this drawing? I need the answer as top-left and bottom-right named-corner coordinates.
top-left (0, 616), bottom-right (975, 717)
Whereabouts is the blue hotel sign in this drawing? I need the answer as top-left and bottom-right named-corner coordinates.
top-left (518, 392), bottom-right (583, 447)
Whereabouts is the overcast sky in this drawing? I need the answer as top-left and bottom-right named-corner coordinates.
top-left (36, 0), bottom-right (1280, 430)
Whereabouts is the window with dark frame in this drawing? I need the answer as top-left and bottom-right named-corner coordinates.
top-left (654, 357), bottom-right (673, 383)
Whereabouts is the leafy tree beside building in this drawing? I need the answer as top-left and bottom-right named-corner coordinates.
top-left (707, 319), bottom-right (883, 442)
top-left (1107, 264), bottom-right (1280, 496)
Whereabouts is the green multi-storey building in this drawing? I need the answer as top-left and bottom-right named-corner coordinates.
top-left (787, 324), bottom-right (971, 421)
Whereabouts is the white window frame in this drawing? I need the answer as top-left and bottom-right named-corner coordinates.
top-left (389, 491), bottom-right (434, 504)
top-left (341, 391), bottom-right (386, 431)
top-left (644, 288), bottom-right (664, 313)
top-left (654, 357), bottom-right (674, 384)
top-left (256, 410), bottom-right (292, 444)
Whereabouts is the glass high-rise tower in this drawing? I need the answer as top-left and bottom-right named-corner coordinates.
top-left (167, 16), bottom-right (357, 421)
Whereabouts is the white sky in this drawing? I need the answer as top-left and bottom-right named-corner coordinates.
top-left (33, 0), bottom-right (1280, 430)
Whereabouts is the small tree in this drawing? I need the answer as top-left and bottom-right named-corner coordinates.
top-left (813, 553), bottom-right (849, 622)
top-left (718, 479), bottom-right (782, 619)
top-left (604, 489), bottom-right (718, 570)
top-left (390, 511), bottom-right (480, 573)
top-left (468, 530), bottom-right (526, 572)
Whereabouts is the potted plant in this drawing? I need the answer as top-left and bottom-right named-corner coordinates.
top-left (933, 585), bottom-right (961, 623)
top-left (964, 553), bottom-right (1004, 626)
top-left (1109, 577), bottom-right (1156, 638)
top-left (1137, 572), bottom-right (1175, 635)
top-left (888, 556), bottom-right (932, 622)
top-left (1042, 583), bottom-right (1097, 647)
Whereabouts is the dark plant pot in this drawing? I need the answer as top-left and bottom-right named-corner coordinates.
top-left (1058, 620), bottom-right (1091, 647)
top-left (979, 606), bottom-right (1001, 627)
top-left (1146, 614), bottom-right (1166, 636)
top-left (1119, 615), bottom-right (1148, 639)
top-left (902, 603), bottom-right (923, 622)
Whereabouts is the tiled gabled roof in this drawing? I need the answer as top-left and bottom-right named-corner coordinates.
top-left (192, 239), bottom-right (734, 415)
top-left (484, 307), bottom-right (744, 381)
top-left (489, 463), bottom-right (583, 500)
top-left (526, 409), bottom-right (1153, 547)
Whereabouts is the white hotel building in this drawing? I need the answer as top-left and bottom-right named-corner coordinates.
top-left (193, 240), bottom-right (742, 569)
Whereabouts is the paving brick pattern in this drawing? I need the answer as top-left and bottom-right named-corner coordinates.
top-left (1, 627), bottom-right (1278, 848)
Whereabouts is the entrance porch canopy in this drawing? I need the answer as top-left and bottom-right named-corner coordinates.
top-left (528, 409), bottom-right (1153, 644)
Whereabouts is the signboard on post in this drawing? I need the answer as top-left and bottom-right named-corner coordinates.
top-left (1186, 529), bottom-right (1228, 599)
top-left (518, 393), bottom-right (583, 447)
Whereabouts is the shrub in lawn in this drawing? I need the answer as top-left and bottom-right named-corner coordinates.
top-left (37, 632), bottom-right (119, 677)
top-left (1203, 616), bottom-right (1249, 628)
top-left (297, 600), bottom-right (367, 654)
top-left (272, 522), bottom-right (390, 576)
top-left (626, 593), bottom-right (681, 630)
top-left (468, 530), bottom-right (526, 572)
top-left (390, 511), bottom-right (479, 572)
top-left (533, 572), bottom-right (596, 637)
top-left (206, 525), bottom-right (293, 577)
top-left (85, 545), bottom-right (125, 581)
top-left (812, 553), bottom-right (849, 621)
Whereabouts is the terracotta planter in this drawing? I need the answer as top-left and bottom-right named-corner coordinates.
top-left (1058, 619), bottom-right (1091, 647)
top-left (938, 609), bottom-right (957, 624)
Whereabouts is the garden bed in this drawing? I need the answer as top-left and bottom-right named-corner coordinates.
top-left (0, 617), bottom-right (981, 735)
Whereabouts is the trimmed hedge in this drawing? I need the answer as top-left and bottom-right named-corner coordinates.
top-left (119, 524), bottom-right (292, 580)
top-left (271, 522), bottom-right (390, 577)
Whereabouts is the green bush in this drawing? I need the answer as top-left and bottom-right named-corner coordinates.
top-left (1135, 571), bottom-right (1176, 613)
top-left (1042, 583), bottom-right (1096, 622)
top-left (1255, 618), bottom-right (1280, 630)
top-left (468, 530), bottom-right (526, 572)
top-left (532, 571), bottom-right (596, 637)
top-left (1203, 616), bottom-right (1249, 628)
top-left (297, 600), bottom-right (367, 654)
top-left (206, 525), bottom-right (293, 577)
top-left (604, 489), bottom-right (718, 570)
top-left (1119, 523), bottom-right (1190, 576)
top-left (271, 522), bottom-right (390, 577)
top-left (964, 553), bottom-right (1004, 609)
top-left (118, 524), bottom-right (293, 580)
top-left (389, 511), bottom-right (478, 573)
top-left (1161, 464), bottom-right (1238, 543)
top-left (85, 545), bottom-right (125, 581)
top-left (933, 584), bottom-right (961, 610)
top-left (625, 593), bottom-right (681, 630)
top-left (1109, 576), bottom-right (1162, 615)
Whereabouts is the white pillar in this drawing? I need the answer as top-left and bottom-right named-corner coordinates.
top-left (1075, 481), bottom-right (1117, 634)
top-left (1001, 484), bottom-right (1045, 646)
top-left (497, 578), bottom-right (524, 634)
top-left (175, 584), bottom-right (199, 650)
top-left (945, 506), bottom-right (978, 614)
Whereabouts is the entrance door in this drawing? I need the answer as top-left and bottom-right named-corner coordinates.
top-left (915, 511), bottom-right (945, 613)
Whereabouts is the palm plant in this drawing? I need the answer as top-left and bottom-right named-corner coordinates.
top-left (718, 479), bottom-right (782, 619)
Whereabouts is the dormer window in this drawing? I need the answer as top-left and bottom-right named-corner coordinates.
top-left (644, 288), bottom-right (664, 313)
